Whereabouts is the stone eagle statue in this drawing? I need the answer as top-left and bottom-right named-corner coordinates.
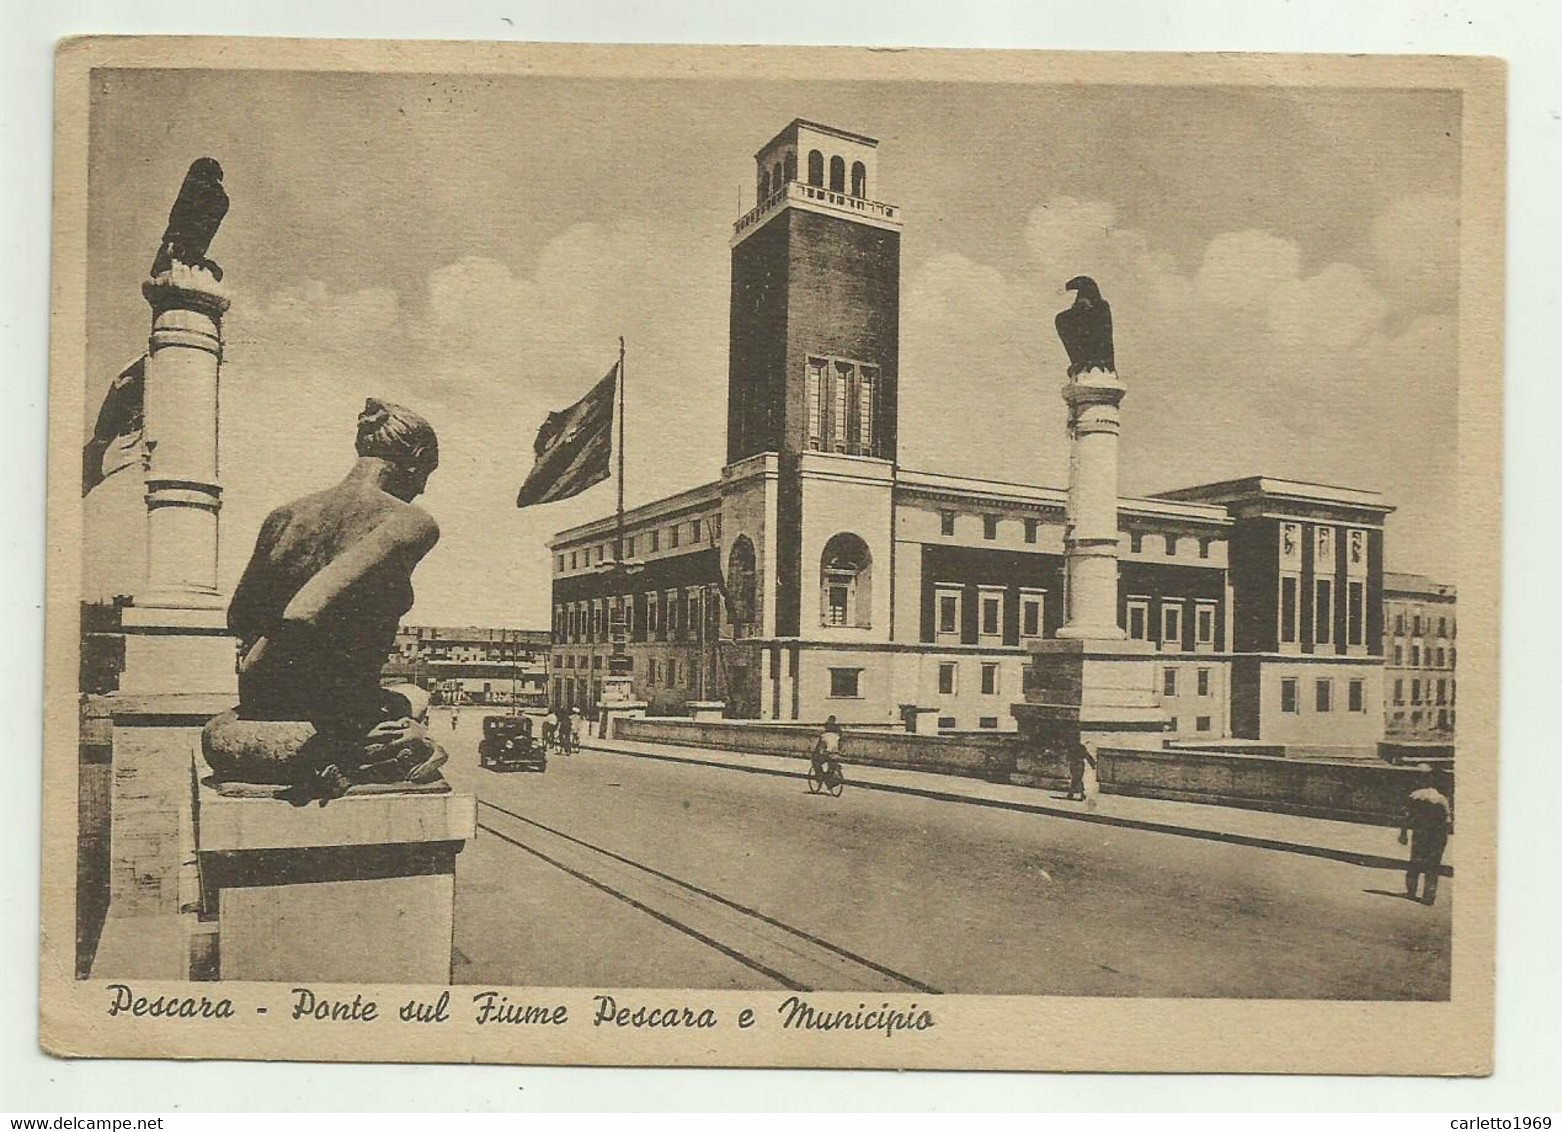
top-left (1054, 275), bottom-right (1114, 377)
top-left (150, 157), bottom-right (230, 281)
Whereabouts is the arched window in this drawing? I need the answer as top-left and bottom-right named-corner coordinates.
top-left (783, 151), bottom-right (797, 184)
top-left (807, 150), bottom-right (824, 187)
top-left (725, 537), bottom-right (757, 634)
top-left (829, 155), bottom-right (846, 193)
top-left (820, 533), bottom-right (872, 628)
top-left (772, 162), bottom-right (783, 195)
top-left (850, 161), bottom-right (867, 198)
top-left (758, 168), bottom-right (770, 201)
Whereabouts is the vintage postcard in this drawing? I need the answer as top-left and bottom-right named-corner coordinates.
top-left (41, 39), bottom-right (1503, 1072)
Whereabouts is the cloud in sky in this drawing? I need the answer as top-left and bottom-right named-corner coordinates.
top-left (211, 219), bottom-right (729, 627)
top-left (902, 192), bottom-right (1458, 593)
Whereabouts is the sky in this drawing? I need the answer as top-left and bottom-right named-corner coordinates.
top-left (84, 69), bottom-right (1461, 628)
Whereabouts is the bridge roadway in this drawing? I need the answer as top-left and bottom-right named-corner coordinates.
top-left (440, 709), bottom-right (1451, 998)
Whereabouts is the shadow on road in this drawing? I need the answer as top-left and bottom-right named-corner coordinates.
top-left (1362, 888), bottom-right (1417, 901)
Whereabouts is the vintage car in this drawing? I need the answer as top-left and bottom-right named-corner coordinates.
top-left (477, 712), bottom-right (547, 772)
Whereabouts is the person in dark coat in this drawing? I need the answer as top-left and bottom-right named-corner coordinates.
top-left (1399, 766), bottom-right (1453, 905)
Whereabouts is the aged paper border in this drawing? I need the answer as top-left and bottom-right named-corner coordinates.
top-left (40, 37), bottom-right (1505, 1073)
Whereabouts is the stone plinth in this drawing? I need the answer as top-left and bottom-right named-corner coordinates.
top-left (686, 700), bottom-right (727, 723)
top-left (118, 606), bottom-right (237, 696)
top-left (1020, 638), bottom-right (1166, 730)
top-left (1011, 638), bottom-right (1169, 786)
top-left (197, 784), bottom-right (476, 983)
top-left (88, 693), bottom-right (235, 980)
top-left (597, 699), bottom-right (649, 739)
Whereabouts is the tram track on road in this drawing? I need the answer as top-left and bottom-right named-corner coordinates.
top-left (476, 798), bottom-right (942, 995)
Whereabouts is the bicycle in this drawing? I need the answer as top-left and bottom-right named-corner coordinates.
top-left (807, 757), bottom-right (845, 797)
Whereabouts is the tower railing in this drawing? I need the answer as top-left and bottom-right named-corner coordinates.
top-left (733, 180), bottom-right (900, 237)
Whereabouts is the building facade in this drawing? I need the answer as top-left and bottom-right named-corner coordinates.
top-left (1381, 573), bottom-right (1457, 741)
top-left (548, 119), bottom-right (1397, 755)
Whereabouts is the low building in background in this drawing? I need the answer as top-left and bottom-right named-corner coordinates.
top-left (384, 624), bottom-right (550, 706)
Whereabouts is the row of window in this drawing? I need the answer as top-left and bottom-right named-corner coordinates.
top-left (934, 587), bottom-right (1047, 643)
top-left (1392, 677), bottom-right (1456, 706)
top-left (556, 515), bottom-right (722, 572)
top-left (934, 660), bottom-right (1005, 697)
top-left (1128, 531), bottom-right (1216, 559)
top-left (554, 653), bottom-right (608, 671)
top-left (646, 657), bottom-right (681, 688)
top-left (806, 357), bottom-right (879, 457)
top-left (1125, 598), bottom-right (1219, 647)
top-left (553, 586), bottom-right (721, 645)
top-left (1162, 667), bottom-right (1219, 697)
top-left (933, 509), bottom-right (1216, 558)
top-left (1388, 708), bottom-right (1456, 731)
top-left (1390, 644), bottom-right (1456, 669)
top-left (1278, 575), bottom-right (1368, 647)
top-left (934, 716), bottom-right (1005, 731)
top-left (1278, 676), bottom-right (1369, 714)
top-left (1389, 612), bottom-right (1456, 639)
top-left (551, 652), bottom-right (691, 690)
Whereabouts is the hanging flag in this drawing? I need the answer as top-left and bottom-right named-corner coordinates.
top-left (515, 363), bottom-right (618, 508)
top-left (82, 355), bottom-right (148, 496)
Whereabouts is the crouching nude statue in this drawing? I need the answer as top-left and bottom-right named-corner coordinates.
top-left (201, 399), bottom-right (448, 800)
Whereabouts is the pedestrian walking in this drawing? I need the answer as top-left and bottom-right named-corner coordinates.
top-left (556, 706), bottom-right (576, 755)
top-left (1065, 741), bottom-right (1096, 802)
top-left (1399, 765), bottom-right (1452, 905)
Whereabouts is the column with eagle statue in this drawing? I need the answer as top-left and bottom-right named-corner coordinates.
top-left (1011, 276), bottom-right (1168, 799)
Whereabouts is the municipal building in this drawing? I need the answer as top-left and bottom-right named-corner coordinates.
top-left (548, 119), bottom-right (1397, 757)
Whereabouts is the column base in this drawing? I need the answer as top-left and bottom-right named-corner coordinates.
top-left (1010, 636), bottom-right (1170, 788)
top-left (1054, 623), bottom-right (1128, 641)
top-left (119, 605), bottom-right (236, 696)
top-left (134, 586), bottom-right (227, 612)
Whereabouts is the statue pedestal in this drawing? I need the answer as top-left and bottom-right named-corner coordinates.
top-left (1011, 638), bottom-right (1168, 786)
top-left (196, 782), bottom-right (475, 983)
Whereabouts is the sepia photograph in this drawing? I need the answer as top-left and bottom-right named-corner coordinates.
top-left (39, 39), bottom-right (1504, 1073)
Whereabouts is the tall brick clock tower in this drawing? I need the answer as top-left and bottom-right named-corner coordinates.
top-left (724, 120), bottom-right (903, 642)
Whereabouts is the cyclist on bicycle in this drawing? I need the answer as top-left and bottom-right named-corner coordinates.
top-left (811, 715), bottom-right (844, 787)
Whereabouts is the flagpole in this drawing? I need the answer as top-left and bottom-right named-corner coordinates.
top-left (616, 335), bottom-right (626, 563)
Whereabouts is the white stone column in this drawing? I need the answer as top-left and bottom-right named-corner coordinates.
top-left (1056, 370), bottom-right (1127, 640)
top-left (138, 264), bottom-right (229, 610)
top-left (118, 263), bottom-right (237, 696)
